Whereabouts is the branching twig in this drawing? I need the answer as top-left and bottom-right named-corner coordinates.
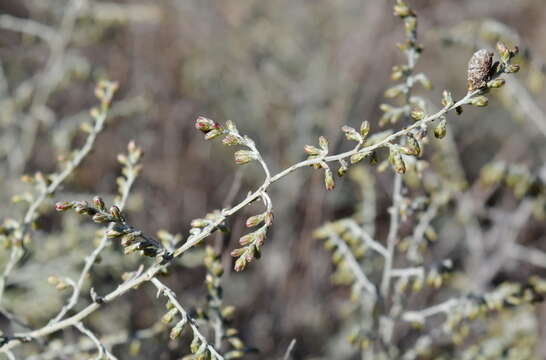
top-left (151, 278), bottom-right (224, 360)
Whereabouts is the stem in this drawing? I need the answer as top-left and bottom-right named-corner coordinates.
top-left (381, 174), bottom-right (403, 297)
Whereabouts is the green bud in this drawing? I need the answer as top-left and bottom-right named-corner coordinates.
top-left (162, 308), bottom-right (178, 324)
top-left (350, 152), bottom-right (366, 164)
top-left (506, 64), bottom-right (520, 73)
top-left (384, 85), bottom-right (403, 98)
top-left (471, 96), bottom-right (489, 107)
top-left (488, 78), bottom-right (505, 88)
top-left (393, 1), bottom-right (411, 17)
top-left (341, 126), bottom-right (362, 142)
top-left (441, 90), bottom-right (453, 107)
top-left (410, 108), bottom-right (425, 121)
top-left (360, 120), bottom-right (370, 137)
top-left (234, 150), bottom-right (256, 165)
top-left (304, 145), bottom-right (322, 156)
top-left (392, 151), bottom-right (406, 174)
top-left (434, 118), bottom-right (447, 139)
top-left (318, 136), bottom-right (329, 152)
top-left (407, 133), bottom-right (421, 156)
top-left (221, 305), bottom-right (236, 319)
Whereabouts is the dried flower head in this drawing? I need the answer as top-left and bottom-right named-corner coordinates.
top-left (467, 49), bottom-right (493, 92)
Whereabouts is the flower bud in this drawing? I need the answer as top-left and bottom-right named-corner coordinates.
top-left (92, 213), bottom-right (110, 224)
top-left (230, 248), bottom-right (245, 258)
top-left (471, 96), bottom-right (489, 107)
top-left (488, 78), bottom-right (505, 89)
top-left (238, 233), bottom-right (254, 246)
top-left (195, 116), bottom-right (217, 133)
top-left (161, 308), bottom-right (178, 324)
top-left (222, 134), bottom-right (240, 146)
top-left (441, 90), bottom-right (453, 107)
top-left (324, 168), bottom-right (335, 191)
top-left (407, 134), bottom-right (421, 156)
top-left (93, 196), bottom-right (106, 211)
top-left (341, 126), bottom-right (362, 142)
top-left (360, 120), bottom-right (370, 137)
top-left (467, 49), bottom-right (493, 91)
top-left (55, 201), bottom-right (73, 212)
top-left (245, 214), bottom-right (265, 228)
top-left (234, 150), bottom-right (256, 165)
top-left (109, 205), bottom-right (122, 220)
top-left (434, 118), bottom-right (447, 139)
top-left (350, 152), bottom-right (366, 164)
top-left (318, 136), bottom-right (329, 152)
top-left (410, 108), bottom-right (425, 121)
top-left (304, 145), bottom-right (322, 156)
top-left (204, 129), bottom-right (223, 140)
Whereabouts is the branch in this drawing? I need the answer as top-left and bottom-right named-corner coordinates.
top-left (151, 278), bottom-right (224, 360)
top-left (0, 80), bottom-right (118, 306)
top-left (49, 141), bottom-right (141, 324)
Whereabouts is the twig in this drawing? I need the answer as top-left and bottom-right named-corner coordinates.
top-left (75, 322), bottom-right (117, 360)
top-left (0, 80), bottom-right (116, 306)
top-left (49, 141), bottom-right (140, 324)
top-left (328, 230), bottom-right (377, 299)
top-left (282, 339), bottom-right (297, 360)
top-left (381, 174), bottom-right (403, 297)
top-left (151, 278), bottom-right (224, 359)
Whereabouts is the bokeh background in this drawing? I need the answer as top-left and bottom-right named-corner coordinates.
top-left (1, 0), bottom-right (545, 359)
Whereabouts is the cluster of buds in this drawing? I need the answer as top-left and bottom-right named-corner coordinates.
top-left (304, 136), bottom-right (337, 191)
top-left (161, 301), bottom-right (223, 360)
top-left (195, 117), bottom-right (261, 167)
top-left (55, 197), bottom-right (164, 258)
top-left (394, 259), bottom-right (454, 294)
top-left (189, 210), bottom-right (227, 240)
top-left (304, 121), bottom-right (373, 190)
top-left (480, 161), bottom-right (543, 199)
top-left (93, 80), bottom-right (119, 110)
top-left (231, 208), bottom-right (273, 272)
top-left (195, 116), bottom-right (224, 140)
top-left (393, 0), bottom-right (417, 43)
top-left (443, 282), bottom-right (544, 335)
top-left (480, 161), bottom-right (545, 219)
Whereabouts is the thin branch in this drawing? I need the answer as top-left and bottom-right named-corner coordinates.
top-left (328, 230), bottom-right (377, 299)
top-left (151, 278), bottom-right (224, 360)
top-left (381, 174), bottom-right (403, 297)
top-left (0, 81), bottom-right (116, 308)
top-left (282, 339), bottom-right (297, 360)
top-left (75, 322), bottom-right (117, 360)
top-left (49, 143), bottom-right (140, 324)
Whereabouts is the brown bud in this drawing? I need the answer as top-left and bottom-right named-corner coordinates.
top-left (467, 49), bottom-right (493, 92)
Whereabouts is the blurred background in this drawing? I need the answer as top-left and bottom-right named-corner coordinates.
top-left (0, 0), bottom-right (545, 358)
